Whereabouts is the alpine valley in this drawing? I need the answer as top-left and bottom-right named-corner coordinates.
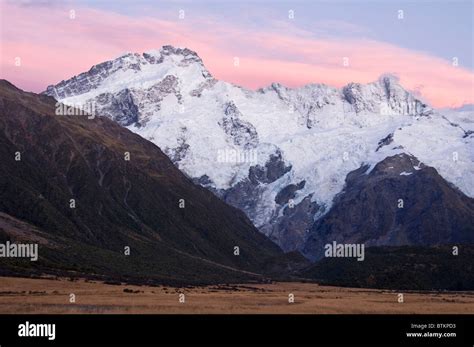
top-left (43, 46), bottom-right (474, 261)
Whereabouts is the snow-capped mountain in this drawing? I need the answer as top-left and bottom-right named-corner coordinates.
top-left (44, 45), bottom-right (474, 256)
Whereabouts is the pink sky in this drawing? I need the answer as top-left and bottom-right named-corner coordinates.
top-left (1, 2), bottom-right (473, 108)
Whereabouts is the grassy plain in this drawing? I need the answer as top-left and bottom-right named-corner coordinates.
top-left (0, 276), bottom-right (473, 314)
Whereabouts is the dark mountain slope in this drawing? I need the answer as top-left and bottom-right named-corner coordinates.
top-left (303, 154), bottom-right (474, 260)
top-left (0, 80), bottom-right (283, 284)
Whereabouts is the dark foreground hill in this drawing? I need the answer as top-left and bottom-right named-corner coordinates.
top-left (0, 80), bottom-right (284, 285)
top-left (300, 245), bottom-right (474, 290)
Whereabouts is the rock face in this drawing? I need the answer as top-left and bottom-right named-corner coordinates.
top-left (43, 45), bottom-right (474, 259)
top-left (219, 102), bottom-right (259, 149)
top-left (303, 154), bottom-right (474, 260)
top-left (94, 88), bottom-right (140, 126)
top-left (0, 80), bottom-right (283, 284)
top-left (261, 194), bottom-right (320, 252)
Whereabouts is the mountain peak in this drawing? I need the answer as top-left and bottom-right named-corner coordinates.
top-left (112, 45), bottom-right (201, 63)
top-left (160, 45), bottom-right (200, 57)
top-left (378, 73), bottom-right (400, 85)
top-left (44, 45), bottom-right (211, 100)
top-left (340, 74), bottom-right (429, 115)
top-left (142, 45), bottom-right (204, 65)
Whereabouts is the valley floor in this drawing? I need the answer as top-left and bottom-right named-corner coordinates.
top-left (0, 276), bottom-right (473, 314)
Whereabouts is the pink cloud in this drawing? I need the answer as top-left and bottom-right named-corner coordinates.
top-left (1, 2), bottom-right (472, 108)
